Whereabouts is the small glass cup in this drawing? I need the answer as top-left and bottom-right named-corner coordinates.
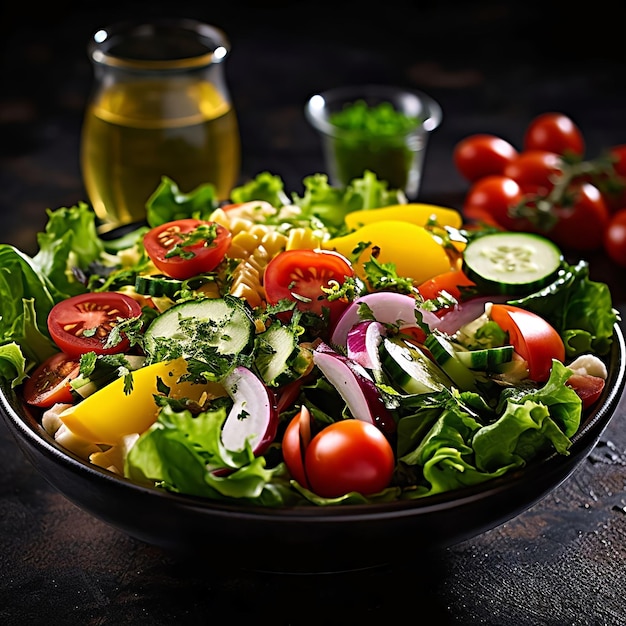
top-left (80, 18), bottom-right (241, 231)
top-left (305, 84), bottom-right (442, 198)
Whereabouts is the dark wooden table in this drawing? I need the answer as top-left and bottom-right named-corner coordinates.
top-left (2, 2), bottom-right (626, 624)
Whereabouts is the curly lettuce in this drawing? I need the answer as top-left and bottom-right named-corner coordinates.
top-left (396, 361), bottom-right (581, 499)
top-left (125, 404), bottom-right (294, 506)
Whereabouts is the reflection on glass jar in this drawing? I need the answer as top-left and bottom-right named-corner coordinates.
top-left (81, 19), bottom-right (241, 231)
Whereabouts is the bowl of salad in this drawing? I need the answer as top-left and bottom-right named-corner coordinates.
top-left (0, 172), bottom-right (624, 573)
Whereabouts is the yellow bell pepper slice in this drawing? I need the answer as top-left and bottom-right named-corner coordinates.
top-left (60, 357), bottom-right (224, 445)
top-left (325, 220), bottom-right (452, 285)
top-left (344, 203), bottom-right (463, 231)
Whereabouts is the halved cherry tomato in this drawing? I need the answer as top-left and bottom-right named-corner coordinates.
top-left (489, 304), bottom-right (565, 382)
top-left (417, 268), bottom-right (476, 302)
top-left (503, 150), bottom-right (563, 196)
top-left (523, 112), bottom-right (585, 157)
top-left (23, 352), bottom-right (80, 408)
top-left (143, 218), bottom-right (231, 280)
top-left (47, 292), bottom-right (143, 357)
top-left (304, 419), bottom-right (395, 498)
top-left (566, 374), bottom-right (605, 410)
top-left (453, 134), bottom-right (519, 182)
top-left (264, 249), bottom-right (355, 325)
top-left (282, 405), bottom-right (313, 488)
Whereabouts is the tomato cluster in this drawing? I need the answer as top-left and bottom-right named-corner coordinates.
top-left (454, 112), bottom-right (626, 263)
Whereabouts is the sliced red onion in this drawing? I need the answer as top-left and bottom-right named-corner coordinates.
top-left (313, 342), bottom-right (396, 434)
top-left (221, 366), bottom-right (278, 455)
top-left (331, 292), bottom-right (439, 348)
top-left (430, 295), bottom-right (508, 335)
top-left (346, 320), bottom-right (386, 377)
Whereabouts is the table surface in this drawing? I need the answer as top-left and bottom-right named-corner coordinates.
top-left (2, 2), bottom-right (626, 624)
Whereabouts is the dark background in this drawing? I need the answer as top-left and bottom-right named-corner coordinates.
top-left (2, 0), bottom-right (626, 252)
top-left (1, 2), bottom-right (626, 624)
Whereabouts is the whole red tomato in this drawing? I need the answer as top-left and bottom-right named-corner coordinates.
top-left (610, 144), bottom-right (626, 178)
top-left (523, 112), bottom-right (585, 158)
top-left (599, 145), bottom-right (626, 212)
top-left (548, 182), bottom-right (609, 251)
top-left (453, 134), bottom-right (518, 182)
top-left (462, 175), bottom-right (526, 230)
top-left (503, 150), bottom-right (563, 196)
top-left (304, 420), bottom-right (395, 498)
top-left (604, 208), bottom-right (626, 266)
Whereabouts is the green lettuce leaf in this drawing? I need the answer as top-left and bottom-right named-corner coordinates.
top-left (420, 446), bottom-right (514, 496)
top-left (33, 202), bottom-right (104, 299)
top-left (472, 400), bottom-right (571, 473)
top-left (145, 176), bottom-right (220, 227)
top-left (396, 361), bottom-right (581, 497)
top-left (0, 342), bottom-right (28, 386)
top-left (0, 245), bottom-right (59, 368)
top-left (230, 171), bottom-right (291, 207)
top-left (291, 170), bottom-right (405, 232)
top-left (498, 360), bottom-right (582, 437)
top-left (125, 404), bottom-right (284, 503)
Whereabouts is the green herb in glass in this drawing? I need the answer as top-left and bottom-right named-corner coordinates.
top-left (328, 100), bottom-right (421, 190)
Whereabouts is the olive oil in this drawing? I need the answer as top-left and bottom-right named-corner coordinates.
top-left (81, 80), bottom-right (240, 230)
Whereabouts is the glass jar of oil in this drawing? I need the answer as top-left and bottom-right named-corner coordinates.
top-left (81, 19), bottom-right (241, 231)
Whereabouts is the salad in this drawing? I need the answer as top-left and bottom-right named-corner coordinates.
top-left (0, 171), bottom-right (619, 507)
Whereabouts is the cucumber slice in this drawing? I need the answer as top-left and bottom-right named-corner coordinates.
top-left (135, 274), bottom-right (184, 298)
top-left (462, 232), bottom-right (563, 295)
top-left (70, 355), bottom-right (146, 399)
top-left (144, 296), bottom-right (254, 361)
top-left (455, 345), bottom-right (514, 371)
top-left (380, 337), bottom-right (451, 395)
top-left (254, 323), bottom-right (313, 387)
top-left (424, 332), bottom-right (477, 391)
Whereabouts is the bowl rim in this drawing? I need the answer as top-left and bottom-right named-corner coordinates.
top-left (2, 323), bottom-right (624, 524)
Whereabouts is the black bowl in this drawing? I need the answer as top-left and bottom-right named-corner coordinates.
top-left (1, 325), bottom-right (624, 573)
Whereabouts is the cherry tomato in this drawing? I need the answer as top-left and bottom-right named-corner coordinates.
top-left (144, 219), bottom-right (232, 280)
top-left (566, 374), bottom-right (605, 410)
top-left (604, 208), bottom-right (626, 267)
top-left (523, 112), bottom-right (585, 157)
top-left (47, 292), bottom-right (143, 357)
top-left (453, 134), bottom-right (519, 182)
top-left (610, 144), bottom-right (626, 179)
top-left (304, 419), bottom-right (395, 498)
top-left (462, 175), bottom-right (525, 230)
top-left (417, 268), bottom-right (476, 302)
top-left (264, 249), bottom-right (355, 325)
top-left (282, 405), bottom-right (312, 488)
top-left (23, 352), bottom-right (80, 408)
top-left (548, 182), bottom-right (609, 252)
top-left (489, 304), bottom-right (565, 382)
top-left (599, 145), bottom-right (626, 212)
top-left (503, 150), bottom-right (563, 196)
